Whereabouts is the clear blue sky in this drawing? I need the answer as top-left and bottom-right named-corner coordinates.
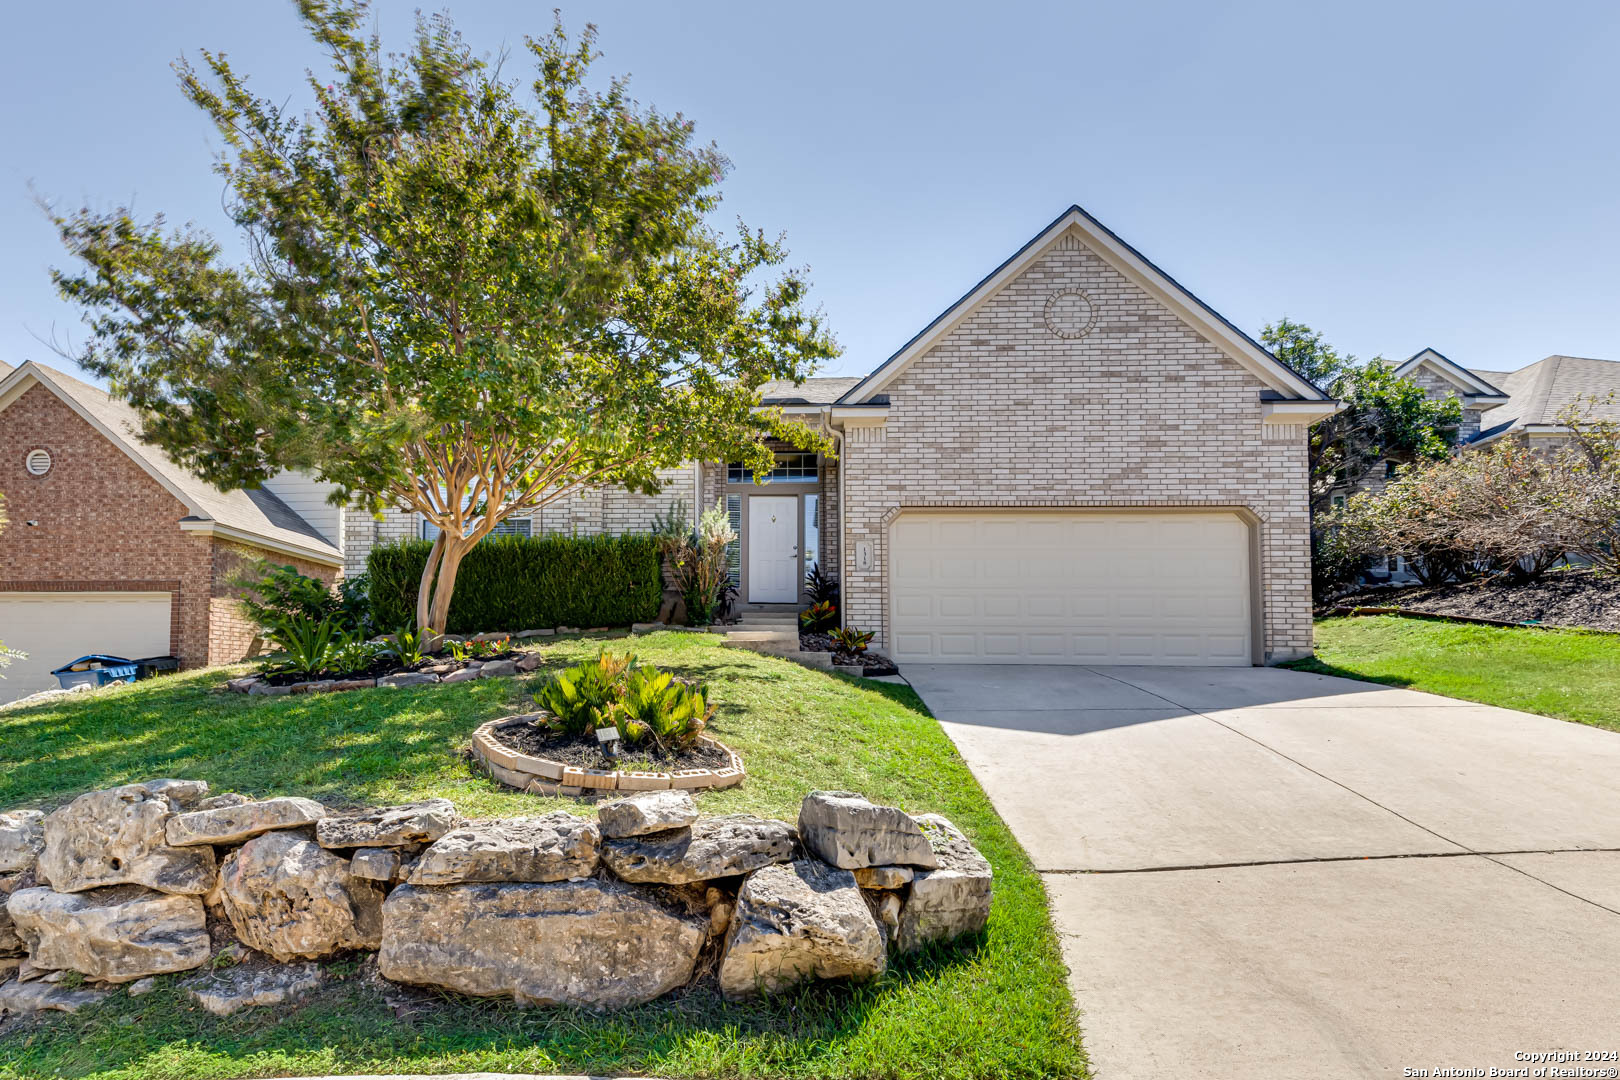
top-left (5, 1), bottom-right (1619, 384)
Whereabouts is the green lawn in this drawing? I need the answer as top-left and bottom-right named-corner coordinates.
top-left (0, 631), bottom-right (1085, 1080)
top-left (1291, 615), bottom-right (1620, 733)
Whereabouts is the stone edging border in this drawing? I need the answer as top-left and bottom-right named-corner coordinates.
top-left (470, 718), bottom-right (745, 796)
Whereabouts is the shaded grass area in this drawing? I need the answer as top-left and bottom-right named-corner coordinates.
top-left (0, 632), bottom-right (1085, 1080)
top-left (1291, 616), bottom-right (1620, 733)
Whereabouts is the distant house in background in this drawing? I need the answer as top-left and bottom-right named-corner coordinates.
top-left (1344, 348), bottom-right (1620, 583)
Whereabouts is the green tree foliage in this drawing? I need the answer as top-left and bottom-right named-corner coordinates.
top-left (1262, 321), bottom-right (1463, 514)
top-left (49, 2), bottom-right (837, 637)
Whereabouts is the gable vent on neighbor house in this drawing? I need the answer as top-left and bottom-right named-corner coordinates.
top-left (25, 448), bottom-right (52, 476)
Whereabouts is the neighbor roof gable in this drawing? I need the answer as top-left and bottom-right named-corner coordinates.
top-left (0, 361), bottom-right (341, 565)
top-left (1394, 348), bottom-right (1509, 398)
top-left (838, 205), bottom-right (1329, 404)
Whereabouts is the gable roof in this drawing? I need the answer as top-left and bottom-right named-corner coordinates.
top-left (1474, 354), bottom-right (1620, 441)
top-left (0, 361), bottom-right (342, 565)
top-left (837, 204), bottom-right (1331, 405)
top-left (1394, 348), bottom-right (1509, 398)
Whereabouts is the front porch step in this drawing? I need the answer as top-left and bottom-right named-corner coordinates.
top-left (722, 641), bottom-right (833, 670)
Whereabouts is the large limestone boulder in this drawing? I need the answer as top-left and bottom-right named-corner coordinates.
top-left (0, 875), bottom-right (24, 956)
top-left (409, 812), bottom-right (599, 885)
top-left (219, 831), bottom-right (384, 961)
top-left (165, 797), bottom-right (328, 847)
top-left (378, 878), bottom-right (707, 1010)
top-left (0, 810), bottom-right (45, 874)
top-left (797, 791), bottom-right (936, 870)
top-left (601, 815), bottom-right (797, 885)
top-left (596, 790), bottom-right (699, 838)
top-left (896, 814), bottom-right (993, 953)
top-left (315, 799), bottom-right (458, 849)
top-left (184, 962), bottom-right (323, 1016)
top-left (36, 783), bottom-right (217, 895)
top-left (718, 859), bottom-right (886, 999)
top-left (5, 886), bottom-right (209, 983)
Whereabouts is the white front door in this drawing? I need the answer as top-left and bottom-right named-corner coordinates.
top-left (747, 496), bottom-right (799, 603)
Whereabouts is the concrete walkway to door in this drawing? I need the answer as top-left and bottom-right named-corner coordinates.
top-left (905, 664), bottom-right (1620, 1080)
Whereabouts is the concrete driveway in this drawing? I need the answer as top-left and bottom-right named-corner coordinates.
top-left (906, 664), bottom-right (1620, 1080)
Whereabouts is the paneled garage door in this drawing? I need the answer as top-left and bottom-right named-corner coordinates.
top-left (0, 592), bottom-right (172, 704)
top-left (889, 511), bottom-right (1253, 665)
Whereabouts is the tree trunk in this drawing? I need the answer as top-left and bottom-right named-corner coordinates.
top-left (424, 535), bottom-right (474, 637)
top-left (415, 532), bottom-right (447, 633)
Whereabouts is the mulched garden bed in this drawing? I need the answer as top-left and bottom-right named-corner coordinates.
top-left (259, 648), bottom-right (524, 687)
top-left (798, 632), bottom-right (900, 676)
top-left (1331, 568), bottom-right (1620, 632)
top-left (488, 718), bottom-right (732, 773)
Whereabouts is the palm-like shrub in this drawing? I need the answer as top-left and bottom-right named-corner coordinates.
top-left (533, 650), bottom-right (712, 751)
top-left (535, 651), bottom-right (635, 736)
top-left (264, 615), bottom-right (348, 677)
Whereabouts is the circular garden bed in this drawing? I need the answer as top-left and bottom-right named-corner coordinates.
top-left (471, 715), bottom-right (744, 796)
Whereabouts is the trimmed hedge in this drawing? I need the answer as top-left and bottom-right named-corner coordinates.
top-left (366, 533), bottom-right (663, 634)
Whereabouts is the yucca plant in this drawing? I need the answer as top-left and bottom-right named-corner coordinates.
top-left (265, 614), bottom-right (346, 677)
top-left (612, 667), bottom-right (713, 753)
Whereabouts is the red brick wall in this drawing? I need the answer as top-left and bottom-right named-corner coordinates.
top-left (0, 382), bottom-right (330, 670)
top-left (208, 543), bottom-right (336, 665)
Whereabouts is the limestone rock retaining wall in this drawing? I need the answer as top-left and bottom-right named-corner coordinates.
top-left (0, 784), bottom-right (990, 1017)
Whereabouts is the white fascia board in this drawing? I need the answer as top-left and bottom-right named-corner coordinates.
top-left (829, 405), bottom-right (888, 425)
top-left (841, 207), bottom-right (1328, 404)
top-left (178, 519), bottom-right (344, 567)
top-left (1262, 400), bottom-right (1344, 424)
top-left (1395, 350), bottom-right (1508, 397)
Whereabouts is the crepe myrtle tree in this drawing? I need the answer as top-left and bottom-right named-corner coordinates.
top-left (49, 2), bottom-right (836, 637)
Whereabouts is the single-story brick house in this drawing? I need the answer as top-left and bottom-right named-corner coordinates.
top-left (1, 205), bottom-right (1337, 695)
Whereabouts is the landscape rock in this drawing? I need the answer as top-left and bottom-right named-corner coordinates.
top-left (797, 791), bottom-right (936, 870)
top-left (596, 790), bottom-right (699, 839)
top-left (0, 876), bottom-right (23, 956)
top-left (440, 668), bottom-right (480, 684)
top-left (478, 659), bottom-right (518, 678)
top-left (378, 878), bottom-right (706, 1009)
top-left (5, 886), bottom-right (210, 983)
top-left (219, 831), bottom-right (384, 961)
top-left (378, 672), bottom-right (439, 688)
top-left (145, 780), bottom-right (210, 807)
top-left (184, 962), bottom-right (323, 1016)
top-left (127, 976), bottom-right (158, 996)
top-left (853, 865), bottom-right (914, 890)
top-left (316, 799), bottom-right (458, 849)
top-left (515, 653), bottom-right (544, 672)
top-left (349, 848), bottom-right (400, 882)
top-left (601, 815), bottom-right (796, 885)
top-left (196, 793), bottom-right (250, 811)
top-left (0, 810), bottom-right (46, 873)
top-left (164, 797), bottom-right (328, 847)
top-left (226, 676), bottom-right (259, 693)
top-left (895, 814), bottom-right (993, 953)
top-left (249, 682), bottom-right (294, 697)
top-left (0, 977), bottom-right (109, 1014)
top-left (36, 783), bottom-right (218, 895)
top-left (409, 813), bottom-right (599, 885)
top-left (718, 859), bottom-right (886, 999)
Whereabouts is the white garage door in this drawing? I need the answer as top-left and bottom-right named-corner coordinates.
top-left (0, 592), bottom-right (172, 704)
top-left (889, 512), bottom-right (1253, 666)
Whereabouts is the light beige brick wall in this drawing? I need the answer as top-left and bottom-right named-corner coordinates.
top-left (838, 229), bottom-right (1315, 662)
top-left (347, 465), bottom-right (699, 574)
top-left (1405, 367), bottom-right (1480, 441)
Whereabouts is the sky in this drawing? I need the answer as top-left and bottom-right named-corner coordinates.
top-left (4, 0), bottom-right (1619, 385)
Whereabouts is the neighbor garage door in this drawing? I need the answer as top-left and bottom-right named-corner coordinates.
top-left (889, 511), bottom-right (1253, 665)
top-left (0, 592), bottom-right (172, 704)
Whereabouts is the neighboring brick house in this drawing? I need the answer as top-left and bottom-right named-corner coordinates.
top-left (0, 361), bottom-right (343, 703)
top-left (1337, 348), bottom-right (1620, 583)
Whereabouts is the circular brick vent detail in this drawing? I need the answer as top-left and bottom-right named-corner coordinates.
top-left (1043, 289), bottom-right (1097, 340)
top-left (25, 448), bottom-right (52, 476)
